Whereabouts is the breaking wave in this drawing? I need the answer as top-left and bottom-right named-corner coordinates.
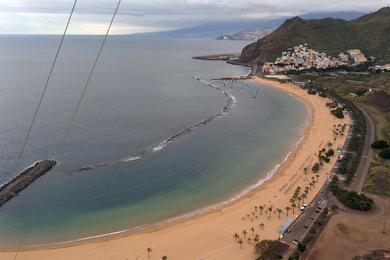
top-left (72, 77), bottom-right (237, 173)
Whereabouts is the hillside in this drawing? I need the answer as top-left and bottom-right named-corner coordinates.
top-left (132, 12), bottom-right (363, 39)
top-left (239, 7), bottom-right (390, 65)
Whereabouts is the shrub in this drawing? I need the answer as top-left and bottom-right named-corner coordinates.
top-left (379, 148), bottom-right (390, 159)
top-left (297, 243), bottom-right (306, 252)
top-left (355, 88), bottom-right (368, 97)
top-left (325, 149), bottom-right (334, 157)
top-left (307, 89), bottom-right (317, 95)
top-left (371, 140), bottom-right (389, 149)
top-left (322, 156), bottom-right (331, 163)
top-left (331, 177), bottom-right (374, 210)
top-left (332, 107), bottom-right (345, 119)
top-left (312, 163), bottom-right (320, 173)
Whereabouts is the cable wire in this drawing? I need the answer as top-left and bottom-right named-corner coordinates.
top-left (12, 1), bottom-right (122, 258)
top-left (10, 1), bottom-right (78, 258)
top-left (57, 0), bottom-right (122, 155)
top-left (12, 0), bottom-right (78, 175)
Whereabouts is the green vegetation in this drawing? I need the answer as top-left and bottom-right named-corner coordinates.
top-left (290, 73), bottom-right (370, 187)
top-left (325, 149), bottom-right (334, 157)
top-left (331, 107), bottom-right (345, 119)
top-left (288, 71), bottom-right (390, 196)
top-left (379, 148), bottom-right (390, 159)
top-left (311, 163), bottom-right (320, 173)
top-left (371, 140), bottom-right (389, 149)
top-left (330, 176), bottom-right (374, 210)
top-left (240, 7), bottom-right (390, 65)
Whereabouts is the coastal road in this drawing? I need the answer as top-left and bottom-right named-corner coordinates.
top-left (282, 104), bottom-right (374, 245)
top-left (281, 182), bottom-right (329, 244)
top-left (350, 106), bottom-right (375, 193)
top-left (281, 120), bottom-right (354, 244)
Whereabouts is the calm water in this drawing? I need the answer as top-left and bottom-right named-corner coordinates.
top-left (0, 36), bottom-right (307, 247)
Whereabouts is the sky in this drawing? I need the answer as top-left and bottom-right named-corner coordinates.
top-left (0, 0), bottom-right (388, 34)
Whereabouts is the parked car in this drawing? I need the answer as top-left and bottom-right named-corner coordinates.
top-left (292, 239), bottom-right (300, 245)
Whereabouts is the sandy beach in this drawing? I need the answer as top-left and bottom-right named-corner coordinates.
top-left (0, 77), bottom-right (350, 260)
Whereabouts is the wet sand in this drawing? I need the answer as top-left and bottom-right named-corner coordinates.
top-left (0, 77), bottom-right (350, 260)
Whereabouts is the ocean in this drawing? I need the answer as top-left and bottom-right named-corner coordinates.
top-left (0, 36), bottom-right (307, 248)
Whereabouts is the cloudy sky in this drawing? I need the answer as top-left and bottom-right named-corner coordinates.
top-left (0, 0), bottom-right (388, 34)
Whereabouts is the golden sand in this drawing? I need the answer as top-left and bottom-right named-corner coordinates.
top-left (0, 77), bottom-right (350, 260)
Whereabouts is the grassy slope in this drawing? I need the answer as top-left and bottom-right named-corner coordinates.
top-left (240, 7), bottom-right (390, 65)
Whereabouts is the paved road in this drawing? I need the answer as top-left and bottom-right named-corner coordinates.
top-left (282, 105), bottom-right (375, 246)
top-left (281, 181), bottom-right (330, 244)
top-left (281, 114), bottom-right (357, 245)
top-left (351, 106), bottom-right (375, 193)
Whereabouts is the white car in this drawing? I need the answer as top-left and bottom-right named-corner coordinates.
top-left (292, 239), bottom-right (300, 245)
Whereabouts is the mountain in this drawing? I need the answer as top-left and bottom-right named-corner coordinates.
top-left (132, 12), bottom-right (363, 39)
top-left (132, 19), bottom-right (283, 38)
top-left (239, 7), bottom-right (390, 65)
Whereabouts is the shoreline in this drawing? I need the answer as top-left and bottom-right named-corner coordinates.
top-left (1, 77), bottom-right (311, 252)
top-left (0, 77), bottom-right (350, 260)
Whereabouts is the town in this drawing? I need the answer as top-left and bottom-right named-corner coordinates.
top-left (261, 43), bottom-right (389, 74)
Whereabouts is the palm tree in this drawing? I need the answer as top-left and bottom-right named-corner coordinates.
top-left (247, 237), bottom-right (252, 244)
top-left (316, 174), bottom-right (320, 182)
top-left (301, 193), bottom-right (307, 204)
top-left (162, 256), bottom-right (168, 260)
top-left (289, 198), bottom-right (295, 204)
top-left (285, 206), bottom-right (291, 217)
top-left (254, 235), bottom-right (260, 243)
top-left (254, 206), bottom-right (258, 212)
top-left (297, 196), bottom-right (302, 206)
top-left (233, 232), bottom-right (239, 241)
top-left (276, 208), bottom-right (283, 219)
top-left (238, 239), bottom-right (243, 248)
top-left (328, 141), bottom-right (333, 149)
top-left (291, 203), bottom-right (297, 214)
top-left (242, 229), bottom-right (247, 238)
top-left (268, 207), bottom-right (273, 219)
top-left (147, 247), bottom-right (152, 258)
top-left (304, 167), bottom-right (307, 175)
top-left (259, 205), bottom-right (264, 215)
top-left (250, 227), bottom-right (255, 233)
top-left (260, 223), bottom-right (264, 230)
